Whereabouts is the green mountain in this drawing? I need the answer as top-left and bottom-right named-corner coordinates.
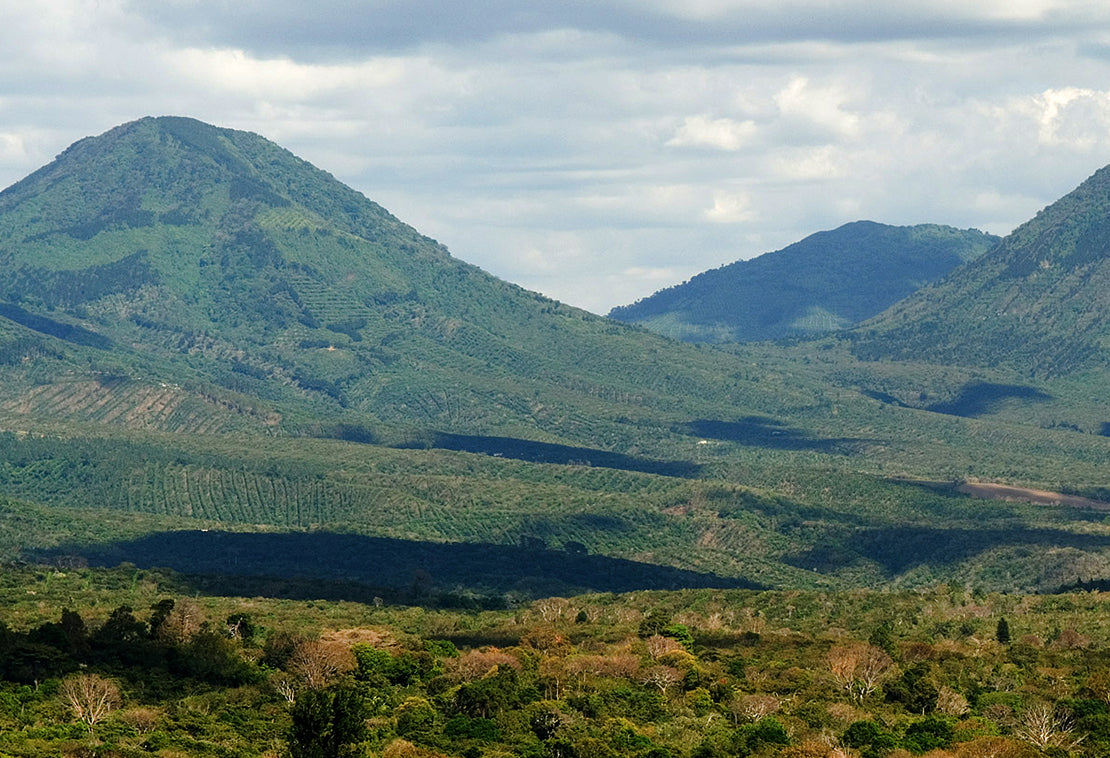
top-left (3, 117), bottom-right (1110, 597)
top-left (608, 221), bottom-right (998, 343)
top-left (852, 166), bottom-right (1110, 376)
top-left (0, 116), bottom-right (794, 452)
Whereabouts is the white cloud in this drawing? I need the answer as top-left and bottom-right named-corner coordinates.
top-left (667, 115), bottom-right (758, 151)
top-left (704, 190), bottom-right (755, 223)
top-left (1031, 87), bottom-right (1110, 149)
top-left (774, 77), bottom-right (862, 141)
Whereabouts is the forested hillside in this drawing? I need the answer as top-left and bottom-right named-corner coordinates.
top-left (852, 166), bottom-right (1110, 377)
top-left (2, 118), bottom-right (1110, 602)
top-left (609, 222), bottom-right (996, 343)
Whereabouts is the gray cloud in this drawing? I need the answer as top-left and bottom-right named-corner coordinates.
top-left (130, 0), bottom-right (1100, 57)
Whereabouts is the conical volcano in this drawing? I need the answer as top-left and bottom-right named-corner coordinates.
top-left (0, 116), bottom-right (776, 449)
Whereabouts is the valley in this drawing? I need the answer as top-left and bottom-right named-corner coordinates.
top-left (1, 117), bottom-right (1110, 755)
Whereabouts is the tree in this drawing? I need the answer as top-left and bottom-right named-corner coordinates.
top-left (827, 643), bottom-right (894, 703)
top-left (288, 684), bottom-right (367, 758)
top-left (1014, 701), bottom-right (1083, 751)
top-left (289, 641), bottom-right (356, 689)
top-left (60, 673), bottom-right (120, 734)
top-left (996, 618), bottom-right (1011, 644)
top-left (646, 634), bottom-right (684, 661)
top-left (730, 693), bottom-right (781, 724)
top-left (639, 665), bottom-right (682, 696)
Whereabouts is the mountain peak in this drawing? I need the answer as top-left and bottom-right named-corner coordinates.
top-left (0, 117), bottom-right (766, 449)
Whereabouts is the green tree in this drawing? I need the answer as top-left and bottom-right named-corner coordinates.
top-left (288, 684), bottom-right (367, 758)
top-left (996, 618), bottom-right (1011, 644)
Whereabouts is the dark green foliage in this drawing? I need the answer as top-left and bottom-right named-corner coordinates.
top-left (852, 165), bottom-right (1110, 376)
top-left (288, 684), bottom-right (367, 758)
top-left (868, 621), bottom-right (895, 655)
top-left (454, 664), bottom-right (537, 718)
top-left (843, 720), bottom-right (899, 758)
top-left (997, 618), bottom-right (1011, 644)
top-left (732, 717), bottom-right (791, 756)
top-left (444, 714), bottom-right (501, 741)
top-left (639, 609), bottom-right (672, 638)
top-left (901, 716), bottom-right (954, 754)
top-left (885, 664), bottom-right (938, 715)
top-left (663, 623), bottom-right (695, 650)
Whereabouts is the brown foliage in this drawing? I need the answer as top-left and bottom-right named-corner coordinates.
top-left (118, 706), bottom-right (161, 734)
top-left (954, 736), bottom-right (1038, 758)
top-left (780, 739), bottom-right (844, 758)
top-left (639, 665), bottom-right (682, 695)
top-left (730, 693), bottom-right (781, 723)
top-left (645, 634), bottom-right (685, 660)
top-left (157, 600), bottom-right (204, 643)
top-left (447, 647), bottom-right (521, 680)
top-left (287, 640), bottom-right (356, 689)
top-left (827, 643), bottom-right (894, 702)
top-left (1013, 701), bottom-right (1083, 751)
top-left (383, 739), bottom-right (453, 758)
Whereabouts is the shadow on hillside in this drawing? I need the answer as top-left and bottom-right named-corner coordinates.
top-left (33, 530), bottom-right (759, 605)
top-left (925, 382), bottom-right (1052, 417)
top-left (413, 433), bottom-right (702, 478)
top-left (787, 526), bottom-right (1110, 575)
top-left (683, 416), bottom-right (864, 453)
top-left (0, 301), bottom-right (112, 349)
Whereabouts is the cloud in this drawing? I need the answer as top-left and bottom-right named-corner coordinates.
top-left (667, 115), bottom-right (758, 151)
top-left (4, 1), bottom-right (1110, 314)
top-left (704, 191), bottom-right (756, 223)
top-left (1030, 87), bottom-right (1110, 149)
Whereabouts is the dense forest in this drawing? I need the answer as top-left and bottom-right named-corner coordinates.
top-left (3, 565), bottom-right (1110, 757)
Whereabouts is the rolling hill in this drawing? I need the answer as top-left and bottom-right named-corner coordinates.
top-left (0, 116), bottom-right (804, 454)
top-left (608, 221), bottom-right (997, 343)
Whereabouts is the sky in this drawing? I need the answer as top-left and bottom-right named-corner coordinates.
top-left (4, 2), bottom-right (1110, 313)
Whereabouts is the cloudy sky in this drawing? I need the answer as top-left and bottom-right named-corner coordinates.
top-left (3, 1), bottom-right (1110, 313)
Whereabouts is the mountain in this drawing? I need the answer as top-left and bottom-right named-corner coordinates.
top-left (608, 221), bottom-right (998, 343)
top-left (3, 116), bottom-right (1110, 597)
top-left (0, 116), bottom-right (791, 452)
top-left (852, 167), bottom-right (1110, 376)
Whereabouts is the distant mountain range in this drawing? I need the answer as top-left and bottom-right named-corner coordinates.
top-left (608, 221), bottom-right (999, 343)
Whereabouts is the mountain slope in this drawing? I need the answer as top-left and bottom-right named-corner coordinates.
top-left (5, 118), bottom-right (1110, 594)
top-left (0, 116), bottom-right (812, 455)
top-left (852, 166), bottom-right (1110, 376)
top-left (608, 221), bottom-right (998, 343)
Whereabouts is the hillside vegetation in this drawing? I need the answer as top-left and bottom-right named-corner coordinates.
top-left (852, 166), bottom-right (1110, 377)
top-left (2, 118), bottom-right (1110, 599)
top-left (2, 567), bottom-right (1110, 757)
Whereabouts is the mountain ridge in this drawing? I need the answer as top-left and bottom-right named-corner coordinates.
top-left (0, 116), bottom-right (801, 455)
top-left (609, 220), bottom-right (998, 343)
top-left (3, 117), bottom-right (1110, 595)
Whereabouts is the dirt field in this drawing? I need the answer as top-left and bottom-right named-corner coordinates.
top-left (956, 481), bottom-right (1110, 510)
